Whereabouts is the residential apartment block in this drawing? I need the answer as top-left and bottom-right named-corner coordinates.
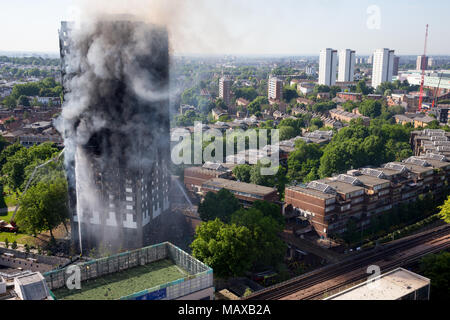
top-left (268, 76), bottom-right (283, 101)
top-left (219, 77), bottom-right (232, 106)
top-left (319, 48), bottom-right (337, 86)
top-left (372, 48), bottom-right (395, 89)
top-left (285, 155), bottom-right (450, 238)
top-left (338, 49), bottom-right (356, 82)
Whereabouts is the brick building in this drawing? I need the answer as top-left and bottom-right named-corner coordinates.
top-left (285, 155), bottom-right (450, 239)
top-left (201, 178), bottom-right (279, 207)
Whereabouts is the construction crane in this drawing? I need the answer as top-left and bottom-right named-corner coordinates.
top-left (418, 24), bottom-right (429, 112)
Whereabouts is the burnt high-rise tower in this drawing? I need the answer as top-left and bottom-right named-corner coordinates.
top-left (59, 17), bottom-right (171, 252)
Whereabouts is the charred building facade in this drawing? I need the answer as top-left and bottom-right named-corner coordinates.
top-left (59, 18), bottom-right (171, 252)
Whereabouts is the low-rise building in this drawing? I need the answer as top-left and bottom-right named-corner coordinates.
top-left (325, 268), bottom-right (430, 300)
top-left (184, 166), bottom-right (231, 193)
top-left (336, 92), bottom-right (362, 102)
top-left (201, 178), bottom-right (279, 206)
top-left (284, 154), bottom-right (449, 239)
top-left (329, 108), bottom-right (370, 126)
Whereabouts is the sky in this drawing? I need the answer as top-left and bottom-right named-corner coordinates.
top-left (0, 0), bottom-right (449, 56)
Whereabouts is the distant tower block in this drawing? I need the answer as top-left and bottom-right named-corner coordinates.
top-left (371, 48), bottom-right (395, 89)
top-left (268, 76), bottom-right (283, 100)
top-left (219, 77), bottom-right (232, 106)
top-left (338, 49), bottom-right (355, 82)
top-left (319, 48), bottom-right (337, 86)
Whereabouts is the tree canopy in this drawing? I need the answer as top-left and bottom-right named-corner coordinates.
top-left (15, 176), bottom-right (68, 240)
top-left (198, 189), bottom-right (241, 223)
top-left (190, 218), bottom-right (255, 278)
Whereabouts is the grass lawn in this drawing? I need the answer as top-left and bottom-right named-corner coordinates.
top-left (4, 191), bottom-right (19, 208)
top-left (0, 209), bottom-right (35, 245)
top-left (51, 259), bottom-right (189, 300)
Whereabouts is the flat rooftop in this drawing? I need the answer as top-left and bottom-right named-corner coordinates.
top-left (287, 185), bottom-right (336, 200)
top-left (203, 178), bottom-right (277, 197)
top-left (51, 259), bottom-right (188, 300)
top-left (325, 268), bottom-right (430, 300)
top-left (356, 174), bottom-right (390, 188)
top-left (320, 178), bottom-right (365, 195)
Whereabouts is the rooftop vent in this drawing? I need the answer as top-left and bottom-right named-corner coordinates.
top-left (384, 163), bottom-right (408, 173)
top-left (307, 181), bottom-right (336, 195)
top-left (423, 153), bottom-right (447, 162)
top-left (403, 157), bottom-right (431, 167)
top-left (361, 168), bottom-right (387, 179)
top-left (336, 174), bottom-right (364, 186)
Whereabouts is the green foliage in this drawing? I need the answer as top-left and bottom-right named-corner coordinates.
top-left (4, 238), bottom-right (9, 248)
top-left (11, 240), bottom-right (17, 249)
top-left (317, 121), bottom-right (413, 177)
top-left (279, 126), bottom-right (296, 140)
top-left (198, 189), bottom-right (241, 223)
top-left (420, 252), bottom-right (450, 300)
top-left (231, 207), bottom-right (286, 267)
top-left (282, 85), bottom-right (298, 103)
top-left (307, 101), bottom-right (336, 113)
top-left (247, 96), bottom-right (269, 115)
top-left (249, 162), bottom-right (286, 196)
top-left (190, 218), bottom-right (255, 278)
top-left (17, 95), bottom-right (30, 107)
top-left (355, 80), bottom-right (373, 95)
top-left (232, 164), bottom-right (252, 183)
top-left (234, 87), bottom-right (258, 101)
top-left (174, 110), bottom-right (207, 127)
top-left (358, 99), bottom-right (382, 118)
top-left (252, 200), bottom-right (284, 226)
top-left (15, 176), bottom-right (68, 239)
top-left (287, 140), bottom-right (323, 183)
top-left (439, 195), bottom-right (450, 223)
top-left (313, 85), bottom-right (330, 94)
top-left (1, 142), bottom-right (60, 193)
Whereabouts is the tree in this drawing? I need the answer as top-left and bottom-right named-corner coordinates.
top-left (232, 164), bottom-right (252, 183)
top-left (190, 218), bottom-right (255, 278)
top-left (250, 162), bottom-right (286, 196)
top-left (0, 143), bottom-right (22, 169)
top-left (420, 252), bottom-right (450, 300)
top-left (231, 207), bottom-right (286, 267)
top-left (287, 140), bottom-right (323, 183)
top-left (215, 98), bottom-right (227, 110)
top-left (17, 95), bottom-right (30, 107)
top-left (439, 195), bottom-right (450, 223)
top-left (358, 99), bottom-right (382, 118)
top-left (247, 96), bottom-right (269, 115)
top-left (279, 126), bottom-right (296, 140)
top-left (282, 86), bottom-right (298, 103)
top-left (252, 200), bottom-right (284, 227)
top-left (15, 177), bottom-right (69, 240)
top-left (198, 189), bottom-right (241, 223)
top-left (355, 80), bottom-right (373, 95)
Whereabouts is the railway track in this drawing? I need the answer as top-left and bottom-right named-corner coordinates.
top-left (245, 224), bottom-right (450, 300)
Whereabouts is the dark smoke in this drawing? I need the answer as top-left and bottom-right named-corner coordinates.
top-left (57, 15), bottom-right (171, 252)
